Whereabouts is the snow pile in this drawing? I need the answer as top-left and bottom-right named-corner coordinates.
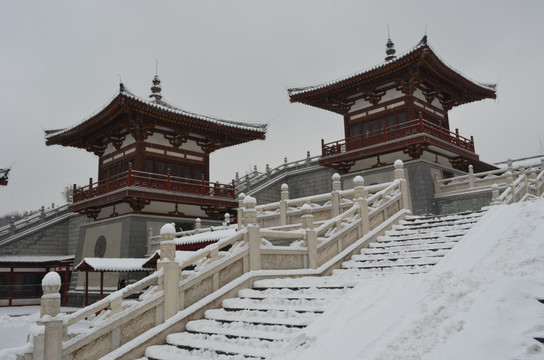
top-left (276, 200), bottom-right (544, 360)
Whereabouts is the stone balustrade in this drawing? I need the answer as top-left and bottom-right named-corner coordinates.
top-left (24, 160), bottom-right (411, 360)
top-left (435, 158), bottom-right (544, 206)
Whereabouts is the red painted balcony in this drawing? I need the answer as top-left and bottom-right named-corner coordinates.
top-left (322, 116), bottom-right (475, 160)
top-left (73, 168), bottom-right (235, 203)
top-left (70, 166), bottom-right (236, 218)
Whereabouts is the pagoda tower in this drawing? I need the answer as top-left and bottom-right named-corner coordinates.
top-left (45, 77), bottom-right (267, 303)
top-left (46, 77), bottom-right (267, 221)
top-left (288, 36), bottom-right (496, 214)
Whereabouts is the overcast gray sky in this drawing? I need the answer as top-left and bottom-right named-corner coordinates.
top-left (1, 0), bottom-right (543, 216)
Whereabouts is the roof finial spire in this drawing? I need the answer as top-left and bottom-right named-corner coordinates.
top-left (385, 26), bottom-right (396, 62)
top-left (149, 64), bottom-right (162, 102)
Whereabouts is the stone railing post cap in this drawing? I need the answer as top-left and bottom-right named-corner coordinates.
top-left (353, 175), bottom-right (364, 185)
top-left (243, 195), bottom-right (257, 205)
top-left (492, 183), bottom-right (499, 189)
top-left (160, 223), bottom-right (176, 235)
top-left (42, 271), bottom-right (61, 293)
top-left (301, 203), bottom-right (312, 213)
top-left (332, 173), bottom-right (341, 181)
top-left (281, 183), bottom-right (288, 191)
top-left (394, 159), bottom-right (404, 168)
top-left (238, 193), bottom-right (246, 200)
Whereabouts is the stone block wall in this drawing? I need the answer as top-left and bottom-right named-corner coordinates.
top-left (435, 191), bottom-right (492, 215)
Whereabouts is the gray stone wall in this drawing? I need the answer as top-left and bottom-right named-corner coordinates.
top-left (248, 166), bottom-right (336, 204)
top-left (0, 213), bottom-right (84, 256)
top-left (435, 191), bottom-right (492, 215)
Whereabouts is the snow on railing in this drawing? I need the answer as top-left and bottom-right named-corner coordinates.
top-left (235, 151), bottom-right (321, 194)
top-left (0, 203), bottom-right (70, 239)
top-left (436, 157), bottom-right (544, 206)
top-left (24, 160), bottom-right (411, 360)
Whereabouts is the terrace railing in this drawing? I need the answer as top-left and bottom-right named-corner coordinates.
top-left (72, 165), bottom-right (235, 203)
top-left (434, 158), bottom-right (544, 205)
top-left (22, 160), bottom-right (411, 360)
top-left (322, 115), bottom-right (474, 157)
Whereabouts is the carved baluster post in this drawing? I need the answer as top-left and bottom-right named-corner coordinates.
top-left (244, 196), bottom-right (261, 271)
top-left (507, 158), bottom-right (514, 176)
top-left (505, 171), bottom-right (514, 203)
top-left (520, 167), bottom-right (529, 198)
top-left (491, 184), bottom-right (501, 205)
top-left (331, 173), bottom-right (341, 218)
top-left (353, 176), bottom-right (369, 236)
top-left (468, 165), bottom-right (475, 188)
top-left (280, 184), bottom-right (289, 226)
top-left (37, 272), bottom-right (63, 360)
top-left (394, 160), bottom-right (410, 211)
top-left (530, 170), bottom-right (538, 196)
top-left (301, 204), bottom-right (317, 269)
top-left (237, 193), bottom-right (245, 230)
top-left (158, 223), bottom-right (179, 319)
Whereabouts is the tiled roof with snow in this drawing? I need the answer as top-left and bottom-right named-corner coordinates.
top-left (45, 85), bottom-right (267, 141)
top-left (0, 255), bottom-right (74, 264)
top-left (288, 37), bottom-right (496, 98)
top-left (75, 257), bottom-right (155, 272)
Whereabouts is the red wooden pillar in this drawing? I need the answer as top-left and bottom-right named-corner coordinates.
top-left (88, 178), bottom-right (93, 199)
top-left (166, 169), bottom-right (172, 191)
top-left (105, 170), bottom-right (111, 193)
top-left (382, 123), bottom-right (388, 142)
top-left (321, 139), bottom-right (325, 156)
top-left (85, 271), bottom-right (89, 306)
top-left (127, 163), bottom-right (133, 186)
top-left (455, 128), bottom-right (460, 146)
top-left (9, 267), bottom-right (14, 306)
top-left (231, 180), bottom-right (235, 199)
top-left (73, 184), bottom-right (77, 202)
top-left (200, 175), bottom-right (206, 195)
top-left (100, 272), bottom-right (104, 300)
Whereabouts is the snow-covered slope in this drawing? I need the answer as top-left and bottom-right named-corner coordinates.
top-left (278, 200), bottom-right (544, 360)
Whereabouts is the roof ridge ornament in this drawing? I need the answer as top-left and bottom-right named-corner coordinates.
top-left (149, 74), bottom-right (162, 102)
top-left (385, 36), bottom-right (396, 61)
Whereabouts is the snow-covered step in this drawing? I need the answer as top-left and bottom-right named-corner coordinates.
top-left (384, 224), bottom-right (474, 236)
top-left (398, 216), bottom-right (482, 229)
top-left (334, 264), bottom-right (434, 276)
top-left (253, 277), bottom-right (356, 289)
top-left (222, 297), bottom-right (329, 313)
top-left (145, 345), bottom-right (261, 360)
top-left (376, 233), bottom-right (463, 243)
top-left (186, 319), bottom-right (297, 341)
top-left (204, 308), bottom-right (318, 327)
top-left (351, 249), bottom-right (449, 261)
top-left (369, 238), bottom-right (459, 249)
top-left (165, 332), bottom-right (281, 358)
top-left (238, 287), bottom-right (351, 300)
top-left (363, 242), bottom-right (458, 254)
top-left (342, 256), bottom-right (440, 269)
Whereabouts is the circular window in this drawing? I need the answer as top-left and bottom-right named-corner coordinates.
top-left (94, 235), bottom-right (107, 258)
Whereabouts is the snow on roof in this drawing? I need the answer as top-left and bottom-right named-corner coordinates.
top-left (75, 257), bottom-right (155, 272)
top-left (0, 255), bottom-right (74, 264)
top-left (288, 37), bottom-right (496, 98)
top-left (174, 225), bottom-right (237, 246)
top-left (45, 85), bottom-right (267, 140)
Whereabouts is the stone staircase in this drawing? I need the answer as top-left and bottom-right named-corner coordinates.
top-left (143, 211), bottom-right (484, 359)
top-left (340, 210), bottom-right (485, 276)
top-left (144, 280), bottom-right (354, 359)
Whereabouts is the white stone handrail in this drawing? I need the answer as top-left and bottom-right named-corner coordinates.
top-left (25, 160), bottom-right (411, 360)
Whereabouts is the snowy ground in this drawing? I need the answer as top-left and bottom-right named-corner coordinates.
top-left (275, 200), bottom-right (544, 360)
top-left (2, 200), bottom-right (544, 359)
top-left (0, 306), bottom-right (79, 355)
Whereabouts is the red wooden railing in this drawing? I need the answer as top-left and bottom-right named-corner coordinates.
top-left (322, 115), bottom-right (475, 157)
top-left (72, 167), bottom-right (235, 203)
